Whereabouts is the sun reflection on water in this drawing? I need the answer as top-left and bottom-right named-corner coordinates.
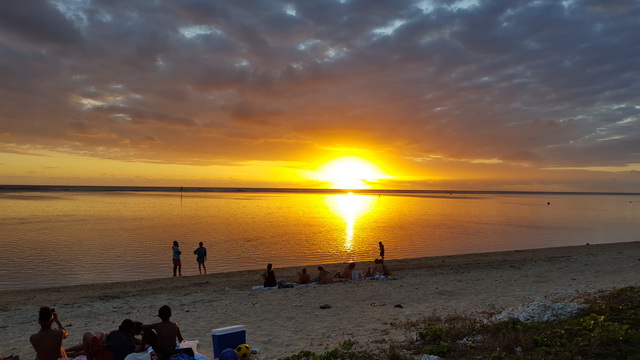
top-left (325, 193), bottom-right (377, 251)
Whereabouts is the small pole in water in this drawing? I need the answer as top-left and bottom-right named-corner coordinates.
top-left (180, 186), bottom-right (183, 206)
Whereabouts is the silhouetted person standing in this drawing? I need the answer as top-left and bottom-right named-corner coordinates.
top-left (379, 241), bottom-right (385, 259)
top-left (193, 242), bottom-right (207, 274)
top-left (172, 241), bottom-right (182, 277)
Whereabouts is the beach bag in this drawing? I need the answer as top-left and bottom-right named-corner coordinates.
top-left (178, 340), bottom-right (207, 360)
top-left (178, 340), bottom-right (199, 352)
top-left (277, 280), bottom-right (294, 288)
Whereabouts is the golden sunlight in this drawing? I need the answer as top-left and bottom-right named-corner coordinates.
top-left (316, 156), bottom-right (388, 189)
top-left (325, 193), bottom-right (377, 250)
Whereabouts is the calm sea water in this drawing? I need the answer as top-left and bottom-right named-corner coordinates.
top-left (1, 187), bottom-right (639, 290)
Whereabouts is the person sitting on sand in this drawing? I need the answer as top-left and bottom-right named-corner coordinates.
top-left (297, 268), bottom-right (311, 284)
top-left (316, 266), bottom-right (333, 284)
top-left (132, 321), bottom-right (145, 352)
top-left (77, 319), bottom-right (137, 360)
top-left (381, 259), bottom-right (391, 276)
top-left (105, 319), bottom-right (137, 360)
top-left (262, 263), bottom-right (277, 287)
top-left (67, 330), bottom-right (105, 360)
top-left (142, 305), bottom-right (192, 360)
top-left (334, 263), bottom-right (356, 279)
top-left (124, 329), bottom-right (158, 360)
top-left (30, 306), bottom-right (69, 360)
top-left (367, 259), bottom-right (390, 277)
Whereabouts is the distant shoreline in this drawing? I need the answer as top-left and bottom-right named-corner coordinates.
top-left (2, 184), bottom-right (640, 196)
top-left (1, 239), bottom-right (638, 292)
top-left (2, 241), bottom-right (636, 295)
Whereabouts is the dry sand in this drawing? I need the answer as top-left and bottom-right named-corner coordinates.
top-left (2, 241), bottom-right (640, 360)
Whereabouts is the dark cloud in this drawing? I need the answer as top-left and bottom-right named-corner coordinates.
top-left (0, 0), bottom-right (82, 46)
top-left (1, 0), bottom-right (639, 189)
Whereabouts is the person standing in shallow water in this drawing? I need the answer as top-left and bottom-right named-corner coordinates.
top-left (379, 241), bottom-right (385, 259)
top-left (172, 241), bottom-right (182, 277)
top-left (193, 241), bottom-right (207, 274)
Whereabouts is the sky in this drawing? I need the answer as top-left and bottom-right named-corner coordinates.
top-left (1, 0), bottom-right (639, 192)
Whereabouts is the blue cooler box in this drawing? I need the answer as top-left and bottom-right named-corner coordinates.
top-left (212, 325), bottom-right (246, 359)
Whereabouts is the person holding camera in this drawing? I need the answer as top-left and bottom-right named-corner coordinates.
top-left (30, 307), bottom-right (68, 360)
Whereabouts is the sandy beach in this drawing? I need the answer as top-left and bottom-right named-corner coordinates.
top-left (2, 241), bottom-right (640, 360)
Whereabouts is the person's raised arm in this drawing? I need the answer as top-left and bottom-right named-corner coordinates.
top-left (52, 312), bottom-right (68, 338)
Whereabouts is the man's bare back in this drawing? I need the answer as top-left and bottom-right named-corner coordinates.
top-left (30, 329), bottom-right (67, 360)
top-left (30, 307), bottom-right (68, 360)
top-left (144, 321), bottom-right (183, 352)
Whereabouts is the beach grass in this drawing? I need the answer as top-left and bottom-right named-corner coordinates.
top-left (277, 286), bottom-right (640, 359)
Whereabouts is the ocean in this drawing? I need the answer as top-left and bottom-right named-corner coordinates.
top-left (1, 186), bottom-right (639, 290)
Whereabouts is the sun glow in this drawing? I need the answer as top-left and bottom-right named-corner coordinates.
top-left (325, 193), bottom-right (377, 250)
top-left (317, 156), bottom-right (388, 189)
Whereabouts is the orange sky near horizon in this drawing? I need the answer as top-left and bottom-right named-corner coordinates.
top-left (3, 147), bottom-right (637, 193)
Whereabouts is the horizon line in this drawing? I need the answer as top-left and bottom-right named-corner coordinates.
top-left (1, 184), bottom-right (640, 197)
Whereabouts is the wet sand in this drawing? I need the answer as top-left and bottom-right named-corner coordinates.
top-left (2, 241), bottom-right (639, 359)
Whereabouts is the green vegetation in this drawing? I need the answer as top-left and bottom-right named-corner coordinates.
top-left (277, 340), bottom-right (359, 360)
top-left (277, 287), bottom-right (640, 360)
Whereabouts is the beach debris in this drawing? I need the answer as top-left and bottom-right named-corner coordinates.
top-left (493, 298), bottom-right (580, 323)
top-left (370, 303), bottom-right (386, 306)
top-left (319, 304), bottom-right (331, 309)
top-left (394, 304), bottom-right (403, 308)
top-left (458, 335), bottom-right (483, 347)
top-left (421, 355), bottom-right (441, 360)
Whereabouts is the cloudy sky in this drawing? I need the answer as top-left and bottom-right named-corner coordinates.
top-left (1, 0), bottom-right (639, 191)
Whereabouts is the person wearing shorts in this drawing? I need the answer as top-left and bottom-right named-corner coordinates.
top-left (193, 242), bottom-right (207, 274)
top-left (172, 241), bottom-right (181, 277)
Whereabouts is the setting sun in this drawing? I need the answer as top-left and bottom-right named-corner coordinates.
top-left (316, 156), bottom-right (388, 189)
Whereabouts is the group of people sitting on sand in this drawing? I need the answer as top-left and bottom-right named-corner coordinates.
top-left (261, 258), bottom-right (391, 288)
top-left (30, 305), bottom-right (193, 360)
